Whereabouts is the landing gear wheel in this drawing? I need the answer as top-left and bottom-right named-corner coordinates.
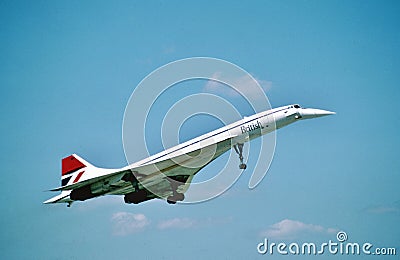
top-left (239, 163), bottom-right (247, 170)
top-left (167, 197), bottom-right (177, 204)
top-left (176, 193), bottom-right (184, 201)
top-left (167, 193), bottom-right (185, 204)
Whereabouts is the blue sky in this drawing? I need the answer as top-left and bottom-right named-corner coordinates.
top-left (1, 1), bottom-right (399, 259)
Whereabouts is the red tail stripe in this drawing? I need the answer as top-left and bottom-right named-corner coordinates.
top-left (62, 155), bottom-right (86, 176)
top-left (73, 171), bottom-right (85, 183)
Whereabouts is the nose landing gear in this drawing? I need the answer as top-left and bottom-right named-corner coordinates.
top-left (233, 143), bottom-right (247, 170)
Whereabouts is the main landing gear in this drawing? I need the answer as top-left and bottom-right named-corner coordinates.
top-left (167, 179), bottom-right (185, 204)
top-left (233, 143), bottom-right (247, 170)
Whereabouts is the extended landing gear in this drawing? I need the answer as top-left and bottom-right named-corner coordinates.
top-left (234, 143), bottom-right (247, 170)
top-left (167, 179), bottom-right (185, 204)
top-left (122, 172), bottom-right (152, 204)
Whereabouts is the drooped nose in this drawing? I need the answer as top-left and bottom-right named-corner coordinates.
top-left (299, 108), bottom-right (336, 119)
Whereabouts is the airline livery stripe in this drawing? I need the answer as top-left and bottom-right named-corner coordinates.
top-left (73, 171), bottom-right (85, 183)
top-left (62, 176), bottom-right (72, 186)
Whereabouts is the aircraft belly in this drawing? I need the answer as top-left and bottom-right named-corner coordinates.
top-left (107, 139), bottom-right (232, 197)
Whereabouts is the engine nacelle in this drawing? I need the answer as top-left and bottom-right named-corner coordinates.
top-left (70, 179), bottom-right (116, 201)
top-left (124, 190), bottom-right (152, 204)
top-left (70, 186), bottom-right (96, 201)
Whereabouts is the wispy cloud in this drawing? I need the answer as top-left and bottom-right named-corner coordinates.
top-left (111, 212), bottom-right (150, 236)
top-left (156, 216), bottom-right (232, 230)
top-left (364, 202), bottom-right (400, 214)
top-left (260, 219), bottom-right (337, 239)
top-left (157, 217), bottom-right (197, 230)
top-left (203, 72), bottom-right (272, 99)
top-left (110, 212), bottom-right (232, 235)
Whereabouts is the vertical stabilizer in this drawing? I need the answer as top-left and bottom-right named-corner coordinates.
top-left (61, 154), bottom-right (94, 187)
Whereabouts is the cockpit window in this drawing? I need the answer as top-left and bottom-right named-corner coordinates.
top-left (294, 104), bottom-right (301, 108)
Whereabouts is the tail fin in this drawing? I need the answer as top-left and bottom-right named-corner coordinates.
top-left (61, 154), bottom-right (94, 187)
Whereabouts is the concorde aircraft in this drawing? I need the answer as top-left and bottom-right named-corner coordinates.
top-left (44, 104), bottom-right (334, 207)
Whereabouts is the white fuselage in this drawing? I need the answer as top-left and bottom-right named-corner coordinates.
top-left (44, 104), bottom-right (334, 205)
top-left (122, 105), bottom-right (304, 171)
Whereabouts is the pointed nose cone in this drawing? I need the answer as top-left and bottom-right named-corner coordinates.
top-left (312, 109), bottom-right (336, 117)
top-left (299, 108), bottom-right (335, 119)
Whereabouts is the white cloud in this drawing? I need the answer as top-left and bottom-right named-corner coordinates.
top-left (111, 212), bottom-right (150, 236)
top-left (203, 72), bottom-right (272, 99)
top-left (203, 72), bottom-right (224, 91)
top-left (260, 219), bottom-right (337, 239)
top-left (157, 216), bottom-right (233, 230)
top-left (157, 217), bottom-right (197, 230)
top-left (110, 212), bottom-right (231, 234)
